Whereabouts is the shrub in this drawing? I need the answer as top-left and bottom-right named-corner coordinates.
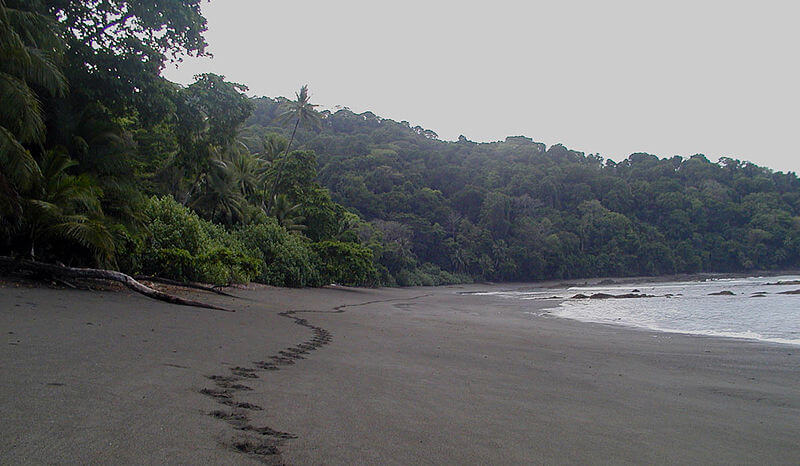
top-left (234, 221), bottom-right (322, 287)
top-left (311, 240), bottom-right (378, 286)
top-left (135, 196), bottom-right (261, 284)
top-left (392, 263), bottom-right (472, 287)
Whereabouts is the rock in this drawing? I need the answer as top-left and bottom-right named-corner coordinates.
top-left (709, 290), bottom-right (735, 296)
top-left (778, 289), bottom-right (800, 295)
top-left (588, 292), bottom-right (656, 299)
top-left (631, 289), bottom-right (640, 293)
top-left (573, 292), bottom-right (656, 299)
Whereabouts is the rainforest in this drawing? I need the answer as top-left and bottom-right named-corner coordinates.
top-left (3, 0), bottom-right (799, 288)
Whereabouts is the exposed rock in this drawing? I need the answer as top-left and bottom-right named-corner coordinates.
top-left (778, 289), bottom-right (800, 295)
top-left (709, 290), bottom-right (735, 296)
top-left (573, 292), bottom-right (656, 299)
top-left (589, 293), bottom-right (615, 299)
top-left (613, 293), bottom-right (656, 299)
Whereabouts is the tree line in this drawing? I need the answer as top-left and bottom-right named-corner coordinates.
top-left (2, 0), bottom-right (799, 288)
top-left (243, 99), bottom-right (800, 284)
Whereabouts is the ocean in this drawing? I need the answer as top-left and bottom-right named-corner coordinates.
top-left (474, 275), bottom-right (800, 346)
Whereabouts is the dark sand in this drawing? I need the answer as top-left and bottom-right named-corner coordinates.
top-left (1, 282), bottom-right (799, 464)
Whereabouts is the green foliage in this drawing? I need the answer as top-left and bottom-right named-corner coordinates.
top-left (48, 0), bottom-right (208, 120)
top-left (17, 149), bottom-right (116, 265)
top-left (137, 196), bottom-right (260, 284)
top-left (246, 99), bottom-right (800, 282)
top-left (3, 0), bottom-right (800, 290)
top-left (0, 0), bottom-right (66, 218)
top-left (311, 241), bottom-right (378, 286)
top-left (234, 221), bottom-right (321, 287)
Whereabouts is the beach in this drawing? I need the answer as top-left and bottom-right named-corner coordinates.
top-left (1, 282), bottom-right (799, 464)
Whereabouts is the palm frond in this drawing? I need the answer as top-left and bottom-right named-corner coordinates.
top-left (49, 214), bottom-right (116, 262)
top-left (3, 4), bottom-right (63, 52)
top-left (18, 47), bottom-right (66, 96)
top-left (0, 72), bottom-right (45, 144)
top-left (0, 125), bottom-right (41, 189)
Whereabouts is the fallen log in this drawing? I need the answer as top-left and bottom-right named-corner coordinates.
top-left (0, 256), bottom-right (234, 312)
top-left (133, 275), bottom-right (236, 297)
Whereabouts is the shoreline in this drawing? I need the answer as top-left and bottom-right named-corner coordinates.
top-left (539, 274), bottom-right (800, 348)
top-left (2, 281), bottom-right (799, 463)
top-left (546, 311), bottom-right (800, 348)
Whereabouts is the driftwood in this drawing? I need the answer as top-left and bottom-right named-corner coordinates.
top-left (0, 256), bottom-right (234, 312)
top-left (134, 275), bottom-right (236, 297)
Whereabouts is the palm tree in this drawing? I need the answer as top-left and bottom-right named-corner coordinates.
top-left (0, 0), bottom-right (67, 217)
top-left (335, 212), bottom-right (361, 241)
top-left (226, 142), bottom-right (264, 201)
top-left (257, 133), bottom-right (286, 208)
top-left (188, 157), bottom-right (245, 225)
top-left (268, 85), bottom-right (321, 207)
top-left (270, 194), bottom-right (306, 234)
top-left (21, 149), bottom-right (115, 264)
top-left (259, 133), bottom-right (288, 164)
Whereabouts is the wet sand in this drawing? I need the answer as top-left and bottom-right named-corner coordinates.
top-left (1, 282), bottom-right (799, 464)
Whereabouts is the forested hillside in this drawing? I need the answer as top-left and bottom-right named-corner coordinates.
top-left (243, 98), bottom-right (800, 284)
top-left (2, 1), bottom-right (799, 288)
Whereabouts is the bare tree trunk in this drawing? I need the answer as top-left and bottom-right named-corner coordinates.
top-left (268, 118), bottom-right (300, 210)
top-left (0, 257), bottom-right (234, 312)
top-left (133, 275), bottom-right (235, 297)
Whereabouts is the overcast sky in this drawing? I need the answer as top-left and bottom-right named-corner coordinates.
top-left (163, 0), bottom-right (799, 173)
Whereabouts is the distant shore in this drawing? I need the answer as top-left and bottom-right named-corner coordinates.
top-left (2, 280), bottom-right (799, 464)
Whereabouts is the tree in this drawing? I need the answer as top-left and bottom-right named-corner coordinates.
top-left (256, 133), bottom-right (286, 207)
top-left (269, 85), bottom-right (321, 205)
top-left (188, 157), bottom-right (245, 225)
top-left (226, 143), bottom-right (265, 201)
top-left (19, 149), bottom-right (115, 264)
top-left (0, 0), bottom-right (66, 218)
top-left (46, 0), bottom-right (208, 120)
top-left (270, 194), bottom-right (306, 233)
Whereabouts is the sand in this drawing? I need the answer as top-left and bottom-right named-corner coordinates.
top-left (1, 281), bottom-right (799, 464)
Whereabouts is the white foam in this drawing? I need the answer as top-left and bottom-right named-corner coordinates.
top-left (547, 275), bottom-right (800, 347)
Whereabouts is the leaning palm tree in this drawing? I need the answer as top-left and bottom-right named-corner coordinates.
top-left (268, 85), bottom-right (321, 207)
top-left (277, 85), bottom-right (321, 156)
top-left (0, 0), bottom-right (67, 217)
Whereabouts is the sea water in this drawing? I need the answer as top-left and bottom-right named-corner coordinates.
top-left (474, 276), bottom-right (800, 345)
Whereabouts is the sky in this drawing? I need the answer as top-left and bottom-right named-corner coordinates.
top-left (163, 0), bottom-right (800, 173)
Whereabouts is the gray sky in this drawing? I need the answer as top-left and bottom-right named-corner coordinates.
top-left (163, 0), bottom-right (799, 173)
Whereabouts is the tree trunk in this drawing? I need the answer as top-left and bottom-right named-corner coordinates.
top-left (133, 275), bottom-right (236, 297)
top-left (268, 118), bottom-right (300, 210)
top-left (0, 257), bottom-right (234, 312)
